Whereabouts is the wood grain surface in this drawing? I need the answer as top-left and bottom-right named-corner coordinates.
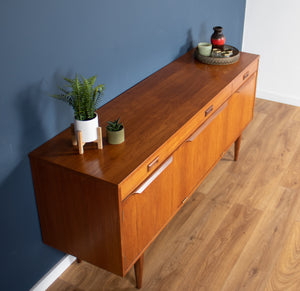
top-left (29, 51), bottom-right (258, 190)
top-left (47, 99), bottom-right (300, 290)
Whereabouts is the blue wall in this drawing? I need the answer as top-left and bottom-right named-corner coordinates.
top-left (0, 1), bottom-right (246, 290)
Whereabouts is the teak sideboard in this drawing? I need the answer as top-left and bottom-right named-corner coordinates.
top-left (29, 49), bottom-right (259, 288)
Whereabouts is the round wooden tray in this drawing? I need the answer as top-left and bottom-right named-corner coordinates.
top-left (194, 45), bottom-right (240, 65)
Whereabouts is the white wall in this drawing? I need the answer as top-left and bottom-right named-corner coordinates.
top-left (243, 0), bottom-right (300, 106)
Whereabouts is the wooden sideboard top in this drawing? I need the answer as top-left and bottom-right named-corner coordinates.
top-left (29, 50), bottom-right (259, 186)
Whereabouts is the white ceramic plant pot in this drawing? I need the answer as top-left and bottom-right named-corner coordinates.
top-left (74, 113), bottom-right (99, 143)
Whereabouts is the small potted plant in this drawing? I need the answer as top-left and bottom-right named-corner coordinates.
top-left (51, 74), bottom-right (105, 143)
top-left (106, 118), bottom-right (125, 145)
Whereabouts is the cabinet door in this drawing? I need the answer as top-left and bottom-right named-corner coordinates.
top-left (172, 74), bottom-right (257, 208)
top-left (172, 101), bottom-right (229, 208)
top-left (122, 156), bottom-right (175, 270)
top-left (224, 74), bottom-right (256, 148)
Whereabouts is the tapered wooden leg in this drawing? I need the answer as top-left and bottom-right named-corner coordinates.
top-left (234, 135), bottom-right (242, 161)
top-left (134, 254), bottom-right (144, 289)
top-left (76, 258), bottom-right (82, 263)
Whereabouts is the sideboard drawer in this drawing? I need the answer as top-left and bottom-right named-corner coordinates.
top-left (232, 59), bottom-right (258, 93)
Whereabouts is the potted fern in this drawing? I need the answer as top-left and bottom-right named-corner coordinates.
top-left (52, 74), bottom-right (105, 143)
top-left (106, 118), bottom-right (125, 144)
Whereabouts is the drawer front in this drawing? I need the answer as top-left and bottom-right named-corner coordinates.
top-left (232, 59), bottom-right (258, 93)
top-left (119, 83), bottom-right (232, 200)
top-left (121, 156), bottom-right (175, 271)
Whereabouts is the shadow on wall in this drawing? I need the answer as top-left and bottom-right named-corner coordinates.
top-left (177, 28), bottom-right (194, 58)
top-left (176, 24), bottom-right (211, 60)
top-left (0, 76), bottom-right (72, 290)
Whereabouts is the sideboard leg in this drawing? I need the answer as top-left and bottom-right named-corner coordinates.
top-left (234, 135), bottom-right (242, 161)
top-left (134, 254), bottom-right (144, 289)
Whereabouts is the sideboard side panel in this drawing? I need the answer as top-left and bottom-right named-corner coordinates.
top-left (29, 157), bottom-right (123, 276)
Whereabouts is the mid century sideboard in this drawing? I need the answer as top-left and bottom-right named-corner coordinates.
top-left (29, 49), bottom-right (259, 288)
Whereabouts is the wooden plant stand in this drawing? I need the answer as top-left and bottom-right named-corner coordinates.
top-left (71, 123), bottom-right (103, 154)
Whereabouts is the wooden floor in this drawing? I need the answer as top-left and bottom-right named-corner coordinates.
top-left (48, 99), bottom-right (300, 291)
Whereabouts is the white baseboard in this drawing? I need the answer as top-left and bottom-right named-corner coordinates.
top-left (256, 90), bottom-right (300, 107)
top-left (30, 255), bottom-right (76, 291)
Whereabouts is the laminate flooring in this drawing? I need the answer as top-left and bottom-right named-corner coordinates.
top-left (47, 99), bottom-right (300, 291)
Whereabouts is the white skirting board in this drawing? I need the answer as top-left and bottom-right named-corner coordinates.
top-left (256, 90), bottom-right (300, 107)
top-left (30, 255), bottom-right (76, 291)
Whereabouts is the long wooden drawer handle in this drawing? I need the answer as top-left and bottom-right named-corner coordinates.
top-left (186, 101), bottom-right (228, 142)
top-left (134, 156), bottom-right (173, 194)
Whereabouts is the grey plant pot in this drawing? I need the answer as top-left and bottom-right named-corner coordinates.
top-left (106, 127), bottom-right (125, 145)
